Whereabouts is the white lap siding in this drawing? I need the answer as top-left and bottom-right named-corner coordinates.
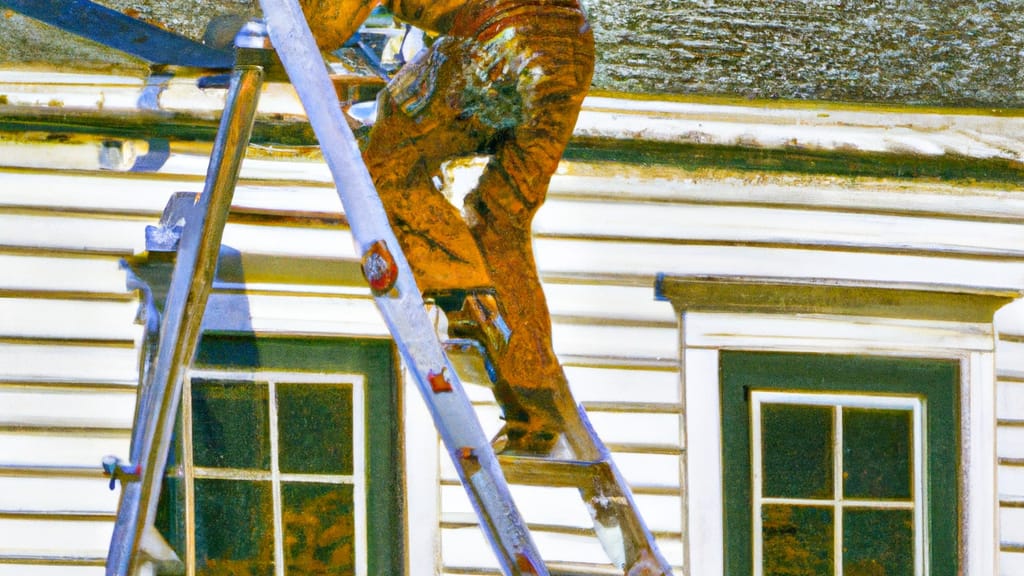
top-left (996, 299), bottom-right (1024, 574)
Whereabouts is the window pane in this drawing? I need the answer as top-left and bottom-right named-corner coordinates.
top-left (762, 505), bottom-right (834, 576)
top-left (762, 404), bottom-right (833, 499)
top-left (277, 384), bottom-right (354, 475)
top-left (843, 408), bottom-right (913, 500)
top-left (191, 379), bottom-right (270, 470)
top-left (843, 508), bottom-right (914, 576)
top-left (194, 479), bottom-right (275, 575)
top-left (282, 482), bottom-right (355, 574)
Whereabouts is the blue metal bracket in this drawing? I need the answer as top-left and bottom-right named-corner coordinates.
top-left (0, 0), bottom-right (234, 69)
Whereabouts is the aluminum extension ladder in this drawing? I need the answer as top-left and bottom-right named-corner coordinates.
top-left (49, 2), bottom-right (677, 575)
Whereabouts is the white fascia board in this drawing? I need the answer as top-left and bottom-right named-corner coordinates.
top-left (580, 96), bottom-right (1024, 160)
top-left (2, 68), bottom-right (1024, 161)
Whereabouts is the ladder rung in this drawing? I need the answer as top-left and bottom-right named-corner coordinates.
top-left (496, 454), bottom-right (609, 488)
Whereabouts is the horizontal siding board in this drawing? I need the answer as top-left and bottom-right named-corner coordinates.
top-left (1000, 464), bottom-right (1024, 500)
top-left (441, 527), bottom-right (684, 572)
top-left (0, 432), bottom-right (129, 469)
top-left (996, 299), bottom-right (1024, 334)
top-left (201, 292), bottom-right (388, 336)
top-left (0, 254), bottom-right (127, 295)
top-left (0, 387), bottom-right (134, 430)
top-left (0, 171), bottom-right (195, 214)
top-left (534, 239), bottom-right (1024, 291)
top-left (445, 406), bottom-right (681, 456)
top-left (563, 366), bottom-right (680, 405)
top-left (997, 427), bottom-right (1024, 460)
top-left (579, 111), bottom-right (1018, 159)
top-left (11, 160), bottom-right (1024, 225)
top-left (0, 343), bottom-right (138, 384)
top-left (0, 213), bottom-right (145, 255)
top-left (543, 283), bottom-right (677, 325)
top-left (0, 138), bottom-right (139, 172)
top-left (605, 453), bottom-right (681, 491)
top-left (441, 485), bottom-right (595, 529)
top-left (551, 323), bottom-right (679, 364)
top-left (0, 170), bottom-right (344, 220)
top-left (583, 411), bottom-right (681, 448)
top-left (632, 493), bottom-right (683, 534)
top-left (206, 154), bottom-right (332, 184)
top-left (548, 169), bottom-right (1024, 222)
top-left (1002, 551), bottom-right (1024, 576)
top-left (535, 199), bottom-right (1024, 258)
top-left (0, 213), bottom-right (357, 261)
top-left (0, 566), bottom-right (105, 575)
top-left (0, 561), bottom-right (104, 569)
top-left (0, 476), bottom-right (116, 515)
top-left (1001, 508), bottom-right (1024, 546)
top-left (220, 221), bottom-right (357, 260)
top-left (0, 298), bottom-right (138, 342)
top-left (441, 525), bottom-right (613, 568)
top-left (653, 537), bottom-right (685, 571)
top-left (997, 340), bottom-right (1024, 379)
top-left (0, 518), bottom-right (110, 558)
top-left (998, 381), bottom-right (1024, 422)
top-left (440, 447), bottom-right (681, 493)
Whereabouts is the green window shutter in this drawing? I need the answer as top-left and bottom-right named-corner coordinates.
top-left (720, 351), bottom-right (960, 576)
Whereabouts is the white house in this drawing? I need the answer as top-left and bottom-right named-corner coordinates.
top-left (0, 21), bottom-right (1022, 576)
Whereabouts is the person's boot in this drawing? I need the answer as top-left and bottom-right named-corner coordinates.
top-left (428, 289), bottom-right (562, 454)
top-left (430, 289), bottom-right (511, 355)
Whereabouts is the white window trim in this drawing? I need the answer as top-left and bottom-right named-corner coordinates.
top-left (183, 369), bottom-right (367, 576)
top-left (680, 311), bottom-right (998, 576)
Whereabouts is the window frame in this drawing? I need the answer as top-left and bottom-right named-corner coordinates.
top-left (183, 369), bottom-right (368, 576)
top-left (655, 274), bottom-right (1010, 576)
top-left (751, 391), bottom-right (926, 576)
top-left (158, 334), bottom-right (404, 576)
top-left (721, 355), bottom-right (960, 576)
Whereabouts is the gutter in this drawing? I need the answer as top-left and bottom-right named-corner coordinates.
top-left (0, 68), bottom-right (1022, 181)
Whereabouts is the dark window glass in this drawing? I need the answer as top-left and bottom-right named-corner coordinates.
top-left (277, 384), bottom-right (354, 475)
top-left (762, 404), bottom-right (834, 499)
top-left (762, 505), bottom-right (834, 576)
top-left (282, 482), bottom-right (356, 574)
top-left (844, 408), bottom-right (913, 500)
top-left (194, 479), bottom-right (275, 575)
top-left (191, 380), bottom-right (270, 470)
top-left (843, 508), bottom-right (914, 576)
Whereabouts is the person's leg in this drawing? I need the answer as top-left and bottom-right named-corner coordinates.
top-left (361, 86), bottom-right (492, 294)
top-left (462, 21), bottom-right (596, 454)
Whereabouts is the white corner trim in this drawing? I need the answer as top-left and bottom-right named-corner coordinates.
top-left (404, 368), bottom-right (441, 576)
top-left (679, 311), bottom-right (999, 576)
top-left (681, 345), bottom-right (723, 576)
top-left (963, 351), bottom-right (1000, 576)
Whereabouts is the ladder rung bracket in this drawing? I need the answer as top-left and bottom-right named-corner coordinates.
top-left (497, 455), bottom-right (609, 488)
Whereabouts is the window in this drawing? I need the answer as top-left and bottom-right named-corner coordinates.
top-left (751, 392), bottom-right (922, 576)
top-left (721, 352), bottom-right (960, 576)
top-left (157, 336), bottom-right (403, 576)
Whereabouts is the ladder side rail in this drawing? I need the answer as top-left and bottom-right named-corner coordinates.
top-left (575, 408), bottom-right (675, 574)
top-left (257, 2), bottom-right (547, 574)
top-left (106, 65), bottom-right (266, 576)
top-left (123, 264), bottom-right (162, 461)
